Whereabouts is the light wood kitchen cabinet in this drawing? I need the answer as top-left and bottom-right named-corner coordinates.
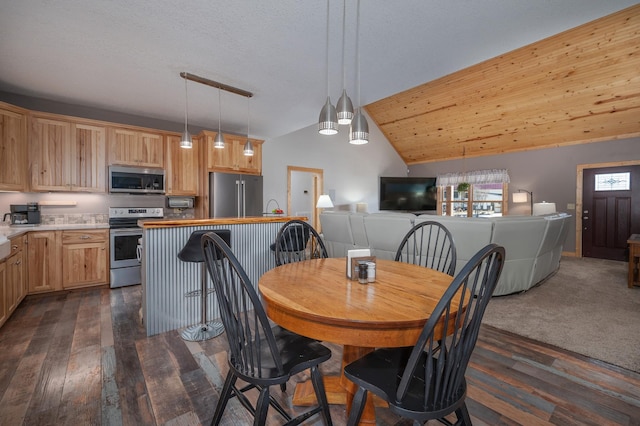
top-left (0, 235), bottom-right (27, 328)
top-left (205, 131), bottom-right (262, 175)
top-left (166, 134), bottom-right (199, 196)
top-left (28, 231), bottom-right (62, 294)
top-left (61, 230), bottom-right (109, 289)
top-left (108, 127), bottom-right (165, 168)
top-left (30, 114), bottom-right (106, 192)
top-left (0, 261), bottom-right (7, 327)
top-left (0, 103), bottom-right (28, 191)
top-left (6, 235), bottom-right (26, 314)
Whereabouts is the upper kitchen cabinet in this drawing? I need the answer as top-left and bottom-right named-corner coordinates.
top-left (108, 126), bottom-right (164, 168)
top-left (166, 134), bottom-right (198, 196)
top-left (30, 113), bottom-right (106, 192)
top-left (0, 103), bottom-right (28, 191)
top-left (204, 131), bottom-right (262, 175)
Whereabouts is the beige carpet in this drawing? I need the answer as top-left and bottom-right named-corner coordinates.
top-left (482, 256), bottom-right (640, 373)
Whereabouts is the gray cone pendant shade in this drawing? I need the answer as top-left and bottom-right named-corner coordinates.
top-left (336, 89), bottom-right (353, 125)
top-left (319, 96), bottom-right (338, 135)
top-left (349, 109), bottom-right (369, 145)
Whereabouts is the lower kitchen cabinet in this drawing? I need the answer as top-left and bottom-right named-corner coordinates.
top-left (61, 230), bottom-right (109, 289)
top-left (0, 261), bottom-right (7, 327)
top-left (1, 234), bottom-right (27, 328)
top-left (28, 231), bottom-right (62, 294)
top-left (7, 235), bottom-right (26, 312)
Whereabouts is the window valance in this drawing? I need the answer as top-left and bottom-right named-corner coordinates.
top-left (436, 169), bottom-right (510, 187)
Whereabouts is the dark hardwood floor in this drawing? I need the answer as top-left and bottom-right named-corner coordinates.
top-left (1, 285), bottom-right (639, 425)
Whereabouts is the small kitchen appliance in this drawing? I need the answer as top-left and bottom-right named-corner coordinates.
top-left (4, 203), bottom-right (41, 225)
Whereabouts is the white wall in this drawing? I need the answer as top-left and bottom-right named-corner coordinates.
top-left (261, 111), bottom-right (408, 214)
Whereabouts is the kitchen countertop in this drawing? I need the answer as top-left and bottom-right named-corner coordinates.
top-left (0, 223), bottom-right (109, 240)
top-left (139, 216), bottom-right (306, 229)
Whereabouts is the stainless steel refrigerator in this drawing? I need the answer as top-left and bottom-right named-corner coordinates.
top-left (209, 172), bottom-right (263, 218)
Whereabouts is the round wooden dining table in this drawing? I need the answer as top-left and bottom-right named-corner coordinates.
top-left (259, 257), bottom-right (455, 425)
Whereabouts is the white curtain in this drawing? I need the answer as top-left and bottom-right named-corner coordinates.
top-left (436, 169), bottom-right (510, 186)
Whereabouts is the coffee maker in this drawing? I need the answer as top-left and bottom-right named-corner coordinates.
top-left (3, 203), bottom-right (41, 225)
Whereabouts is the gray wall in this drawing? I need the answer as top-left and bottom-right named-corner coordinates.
top-left (4, 90), bottom-right (637, 255)
top-left (409, 137), bottom-right (640, 254)
top-left (261, 112), bottom-right (408, 215)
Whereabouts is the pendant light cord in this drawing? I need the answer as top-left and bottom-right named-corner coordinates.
top-left (355, 0), bottom-right (361, 113)
top-left (341, 0), bottom-right (346, 92)
top-left (217, 88), bottom-right (222, 132)
top-left (184, 77), bottom-right (189, 133)
top-left (325, 0), bottom-right (331, 99)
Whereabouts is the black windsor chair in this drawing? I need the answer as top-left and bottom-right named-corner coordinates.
top-left (201, 232), bottom-right (333, 426)
top-left (395, 220), bottom-right (457, 276)
top-left (273, 219), bottom-right (328, 266)
top-left (345, 243), bottom-right (505, 426)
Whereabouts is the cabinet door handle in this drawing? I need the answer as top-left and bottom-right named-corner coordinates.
top-left (15, 259), bottom-right (21, 265)
top-left (79, 235), bottom-right (92, 240)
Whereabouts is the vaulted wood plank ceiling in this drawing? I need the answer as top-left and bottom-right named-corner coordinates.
top-left (365, 4), bottom-right (640, 165)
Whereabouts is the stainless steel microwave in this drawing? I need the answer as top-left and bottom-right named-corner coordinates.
top-left (108, 166), bottom-right (165, 194)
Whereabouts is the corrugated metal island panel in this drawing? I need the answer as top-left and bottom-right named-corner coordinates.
top-left (142, 222), bottom-right (281, 336)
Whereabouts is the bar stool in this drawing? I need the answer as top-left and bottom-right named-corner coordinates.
top-left (178, 229), bottom-right (231, 341)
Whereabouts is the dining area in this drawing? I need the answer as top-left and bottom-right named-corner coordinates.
top-left (3, 219), bottom-right (639, 425)
top-left (201, 219), bottom-right (506, 426)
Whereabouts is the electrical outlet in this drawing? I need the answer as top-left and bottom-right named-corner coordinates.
top-left (567, 203), bottom-right (575, 210)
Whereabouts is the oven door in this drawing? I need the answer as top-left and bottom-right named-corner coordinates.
top-left (110, 227), bottom-right (143, 269)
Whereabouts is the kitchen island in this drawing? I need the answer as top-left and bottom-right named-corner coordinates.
top-left (139, 216), bottom-right (304, 336)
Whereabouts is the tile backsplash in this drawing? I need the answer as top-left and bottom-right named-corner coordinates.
top-left (41, 213), bottom-right (108, 225)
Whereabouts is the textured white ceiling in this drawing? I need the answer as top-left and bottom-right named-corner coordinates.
top-left (0, 0), bottom-right (636, 140)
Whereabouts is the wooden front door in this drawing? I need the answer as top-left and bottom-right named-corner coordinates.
top-left (582, 166), bottom-right (640, 261)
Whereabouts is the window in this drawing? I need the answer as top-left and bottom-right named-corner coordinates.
top-left (440, 183), bottom-right (507, 217)
top-left (437, 169), bottom-right (510, 217)
top-left (595, 172), bottom-right (630, 191)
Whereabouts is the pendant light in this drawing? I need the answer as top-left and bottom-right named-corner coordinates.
top-left (214, 87), bottom-right (225, 148)
top-left (336, 0), bottom-right (353, 125)
top-left (243, 97), bottom-right (254, 156)
top-left (349, 0), bottom-right (369, 145)
top-left (180, 76), bottom-right (193, 148)
top-left (318, 0), bottom-right (338, 135)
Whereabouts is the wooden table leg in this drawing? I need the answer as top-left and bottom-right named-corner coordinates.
top-left (292, 345), bottom-right (381, 425)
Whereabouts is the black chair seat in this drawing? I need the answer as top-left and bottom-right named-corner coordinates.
top-left (233, 326), bottom-right (331, 386)
top-left (178, 229), bottom-right (231, 263)
top-left (344, 348), bottom-right (467, 416)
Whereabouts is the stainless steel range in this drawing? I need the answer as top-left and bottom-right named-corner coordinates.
top-left (109, 207), bottom-right (164, 288)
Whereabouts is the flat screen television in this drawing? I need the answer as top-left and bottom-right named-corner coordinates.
top-left (379, 176), bottom-right (437, 212)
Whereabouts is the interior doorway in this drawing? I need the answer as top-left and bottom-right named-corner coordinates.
top-left (577, 161), bottom-right (640, 260)
top-left (287, 166), bottom-right (324, 230)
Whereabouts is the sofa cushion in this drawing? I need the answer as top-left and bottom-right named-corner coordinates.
top-left (364, 213), bottom-right (416, 260)
top-left (319, 211), bottom-right (355, 257)
top-left (416, 216), bottom-right (494, 273)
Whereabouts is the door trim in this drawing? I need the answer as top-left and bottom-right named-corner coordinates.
top-left (287, 166), bottom-right (323, 230)
top-left (576, 159), bottom-right (640, 257)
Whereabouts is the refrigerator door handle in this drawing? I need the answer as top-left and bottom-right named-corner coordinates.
top-left (241, 180), bottom-right (246, 217)
top-left (236, 180), bottom-right (241, 218)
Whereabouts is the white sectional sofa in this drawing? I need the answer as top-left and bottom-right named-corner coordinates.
top-left (319, 211), bottom-right (571, 296)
